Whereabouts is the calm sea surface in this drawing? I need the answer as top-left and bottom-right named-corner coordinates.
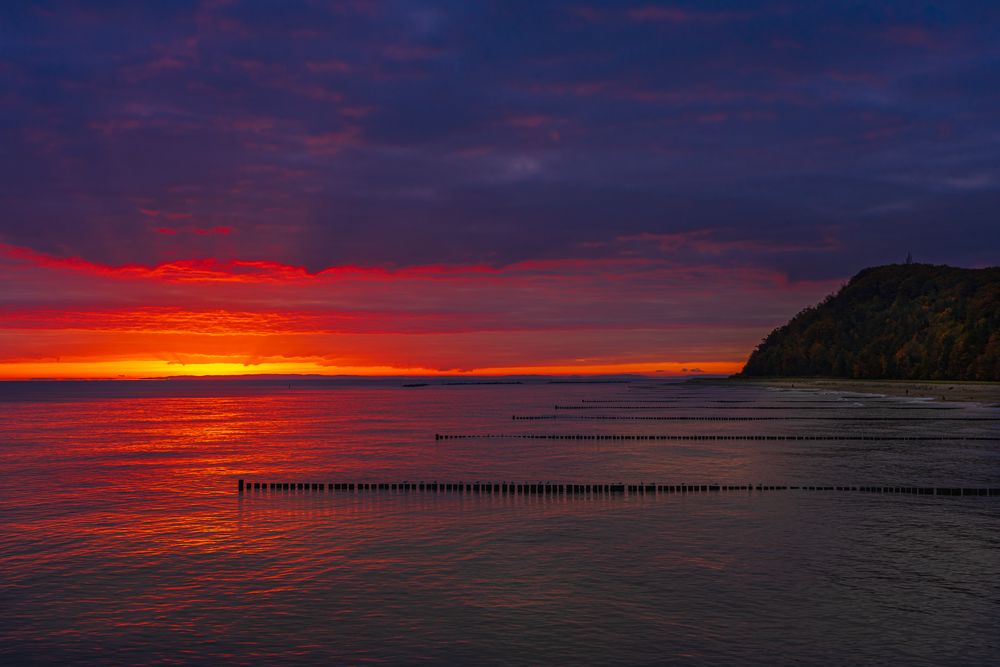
top-left (1, 379), bottom-right (998, 665)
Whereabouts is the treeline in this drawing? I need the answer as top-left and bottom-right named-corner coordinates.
top-left (740, 264), bottom-right (1000, 381)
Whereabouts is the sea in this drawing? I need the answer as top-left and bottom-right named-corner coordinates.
top-left (1, 378), bottom-right (998, 665)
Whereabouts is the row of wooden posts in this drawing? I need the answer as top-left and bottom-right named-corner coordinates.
top-left (238, 480), bottom-right (1000, 496)
top-left (553, 405), bottom-right (960, 410)
top-left (434, 433), bottom-right (998, 441)
top-left (512, 415), bottom-right (1000, 421)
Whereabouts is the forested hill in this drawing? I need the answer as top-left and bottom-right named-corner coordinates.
top-left (739, 264), bottom-right (1000, 381)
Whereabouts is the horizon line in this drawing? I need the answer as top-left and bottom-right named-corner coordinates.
top-left (0, 371), bottom-right (733, 382)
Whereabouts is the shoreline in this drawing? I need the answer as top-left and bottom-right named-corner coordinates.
top-left (717, 377), bottom-right (1000, 407)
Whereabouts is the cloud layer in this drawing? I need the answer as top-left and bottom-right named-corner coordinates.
top-left (1, 1), bottom-right (997, 376)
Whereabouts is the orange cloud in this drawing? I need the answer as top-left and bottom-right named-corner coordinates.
top-left (0, 242), bottom-right (841, 379)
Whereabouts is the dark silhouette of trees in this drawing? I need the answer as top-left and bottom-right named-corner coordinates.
top-left (739, 263), bottom-right (1000, 381)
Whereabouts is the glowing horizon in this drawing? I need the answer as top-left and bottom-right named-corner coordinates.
top-left (0, 360), bottom-right (743, 381)
top-left (0, 241), bottom-right (827, 380)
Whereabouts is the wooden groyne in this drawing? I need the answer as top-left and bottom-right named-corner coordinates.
top-left (553, 405), bottom-right (963, 410)
top-left (238, 480), bottom-right (1000, 496)
top-left (581, 399), bottom-right (684, 403)
top-left (435, 433), bottom-right (999, 441)
top-left (578, 399), bottom-right (864, 404)
top-left (512, 415), bottom-right (1000, 421)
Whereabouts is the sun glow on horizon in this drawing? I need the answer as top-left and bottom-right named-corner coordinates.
top-left (0, 242), bottom-right (833, 381)
top-left (0, 359), bottom-right (743, 381)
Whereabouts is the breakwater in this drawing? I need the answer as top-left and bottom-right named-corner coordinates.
top-left (434, 433), bottom-right (998, 441)
top-left (238, 480), bottom-right (1000, 496)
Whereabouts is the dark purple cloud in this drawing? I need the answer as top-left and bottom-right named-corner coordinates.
top-left (1, 0), bottom-right (998, 278)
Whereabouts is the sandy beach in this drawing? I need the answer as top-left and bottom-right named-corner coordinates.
top-left (720, 377), bottom-right (1000, 407)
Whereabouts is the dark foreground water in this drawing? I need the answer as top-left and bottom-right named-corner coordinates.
top-left (1, 379), bottom-right (998, 665)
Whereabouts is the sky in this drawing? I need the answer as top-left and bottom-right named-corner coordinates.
top-left (1, 1), bottom-right (998, 379)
